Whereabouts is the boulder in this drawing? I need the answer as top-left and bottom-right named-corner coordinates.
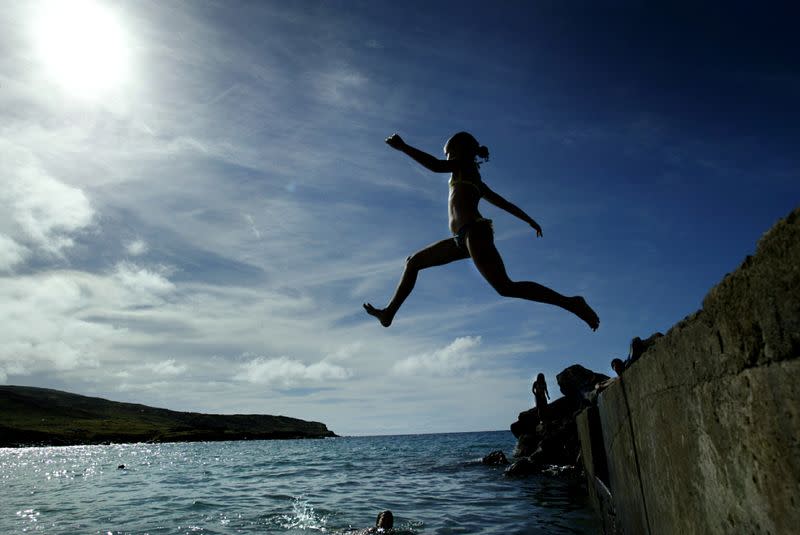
top-left (510, 396), bottom-right (579, 440)
top-left (505, 456), bottom-right (542, 477)
top-left (510, 407), bottom-right (539, 438)
top-left (509, 365), bottom-right (608, 476)
top-left (556, 364), bottom-right (609, 402)
top-left (481, 450), bottom-right (509, 465)
top-left (513, 431), bottom-right (541, 458)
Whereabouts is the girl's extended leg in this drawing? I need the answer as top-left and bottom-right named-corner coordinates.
top-left (364, 237), bottom-right (470, 327)
top-left (465, 223), bottom-right (599, 330)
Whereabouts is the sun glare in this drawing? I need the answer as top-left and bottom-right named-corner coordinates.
top-left (34, 0), bottom-right (130, 97)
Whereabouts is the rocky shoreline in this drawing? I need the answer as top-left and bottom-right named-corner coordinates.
top-left (485, 206), bottom-right (800, 534)
top-left (480, 363), bottom-right (609, 479)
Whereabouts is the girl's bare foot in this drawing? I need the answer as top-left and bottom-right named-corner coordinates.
top-left (569, 296), bottom-right (599, 331)
top-left (363, 303), bottom-right (393, 327)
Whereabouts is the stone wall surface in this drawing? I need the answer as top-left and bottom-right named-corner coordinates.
top-left (587, 207), bottom-right (800, 535)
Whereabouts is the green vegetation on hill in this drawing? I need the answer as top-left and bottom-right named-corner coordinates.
top-left (0, 385), bottom-right (337, 447)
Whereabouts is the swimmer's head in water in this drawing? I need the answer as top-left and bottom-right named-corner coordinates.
top-left (376, 510), bottom-right (394, 529)
top-left (444, 131), bottom-right (490, 164)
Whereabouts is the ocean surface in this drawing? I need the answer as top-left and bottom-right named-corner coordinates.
top-left (1, 431), bottom-right (596, 534)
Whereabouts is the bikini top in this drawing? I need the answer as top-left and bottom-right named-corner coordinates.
top-left (449, 170), bottom-right (483, 196)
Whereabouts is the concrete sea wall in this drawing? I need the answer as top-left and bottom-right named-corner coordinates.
top-left (578, 207), bottom-right (800, 535)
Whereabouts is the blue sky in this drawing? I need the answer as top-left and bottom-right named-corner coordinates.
top-left (1, 1), bottom-right (798, 435)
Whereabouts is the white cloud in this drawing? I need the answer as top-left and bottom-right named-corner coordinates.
top-left (112, 261), bottom-right (175, 302)
top-left (234, 356), bottom-right (352, 388)
top-left (147, 358), bottom-right (187, 376)
top-left (0, 234), bottom-right (30, 272)
top-left (323, 341), bottom-right (364, 362)
top-left (393, 336), bottom-right (481, 377)
top-left (125, 239), bottom-right (148, 256)
top-left (116, 381), bottom-right (170, 393)
top-left (0, 272), bottom-right (123, 380)
top-left (0, 141), bottom-right (94, 257)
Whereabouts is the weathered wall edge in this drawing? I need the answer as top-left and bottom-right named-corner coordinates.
top-left (578, 207), bottom-right (800, 535)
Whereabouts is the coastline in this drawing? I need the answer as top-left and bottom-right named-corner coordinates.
top-left (3, 431), bottom-right (592, 534)
top-left (0, 385), bottom-right (337, 448)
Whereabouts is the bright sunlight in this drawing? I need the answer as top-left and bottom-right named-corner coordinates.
top-left (34, 0), bottom-right (130, 97)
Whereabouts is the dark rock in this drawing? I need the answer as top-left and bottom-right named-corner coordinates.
top-left (556, 364), bottom-right (609, 402)
top-left (505, 456), bottom-right (543, 477)
top-left (481, 450), bottom-right (509, 465)
top-left (536, 421), bottom-right (581, 466)
top-left (511, 397), bottom-right (579, 441)
top-left (513, 431), bottom-right (540, 459)
top-left (509, 365), bottom-right (608, 476)
top-left (510, 407), bottom-right (539, 438)
top-left (544, 395), bottom-right (582, 421)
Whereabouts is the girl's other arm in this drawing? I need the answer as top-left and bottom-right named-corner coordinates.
top-left (386, 133), bottom-right (456, 173)
top-left (481, 183), bottom-right (543, 237)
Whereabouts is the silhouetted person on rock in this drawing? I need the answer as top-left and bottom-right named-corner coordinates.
top-left (363, 132), bottom-right (599, 331)
top-left (607, 332), bottom-right (664, 378)
top-left (532, 373), bottom-right (550, 420)
top-left (628, 332), bottom-right (663, 364)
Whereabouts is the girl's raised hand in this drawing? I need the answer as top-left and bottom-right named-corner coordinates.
top-left (385, 133), bottom-right (406, 150)
top-left (531, 221), bottom-right (543, 237)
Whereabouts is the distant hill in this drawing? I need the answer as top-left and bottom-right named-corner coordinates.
top-left (0, 385), bottom-right (337, 447)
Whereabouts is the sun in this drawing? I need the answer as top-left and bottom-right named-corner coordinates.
top-left (34, 0), bottom-right (130, 97)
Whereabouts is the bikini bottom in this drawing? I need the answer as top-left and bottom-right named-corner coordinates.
top-left (453, 218), bottom-right (493, 252)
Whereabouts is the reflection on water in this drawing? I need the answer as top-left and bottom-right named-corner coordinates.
top-left (2, 431), bottom-right (595, 534)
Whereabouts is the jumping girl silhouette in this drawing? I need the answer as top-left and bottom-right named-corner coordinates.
top-left (363, 132), bottom-right (599, 331)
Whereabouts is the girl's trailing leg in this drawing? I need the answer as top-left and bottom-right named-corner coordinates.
top-left (465, 222), bottom-right (599, 330)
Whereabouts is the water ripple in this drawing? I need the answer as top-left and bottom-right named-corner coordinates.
top-left (2, 432), bottom-right (594, 534)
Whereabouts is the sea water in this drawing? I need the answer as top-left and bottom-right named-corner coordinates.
top-left (1, 431), bottom-right (595, 534)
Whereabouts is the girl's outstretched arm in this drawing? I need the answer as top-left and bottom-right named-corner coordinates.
top-left (386, 133), bottom-right (457, 173)
top-left (481, 183), bottom-right (544, 237)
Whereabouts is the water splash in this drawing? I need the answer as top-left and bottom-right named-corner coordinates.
top-left (278, 496), bottom-right (329, 531)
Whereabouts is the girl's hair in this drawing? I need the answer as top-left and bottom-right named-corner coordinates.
top-left (448, 131), bottom-right (490, 165)
top-left (536, 373), bottom-right (545, 382)
top-left (376, 510), bottom-right (394, 529)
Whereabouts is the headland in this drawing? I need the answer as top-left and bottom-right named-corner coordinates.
top-left (0, 385), bottom-right (337, 447)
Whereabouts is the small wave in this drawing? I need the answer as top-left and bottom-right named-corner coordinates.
top-left (188, 499), bottom-right (224, 511)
